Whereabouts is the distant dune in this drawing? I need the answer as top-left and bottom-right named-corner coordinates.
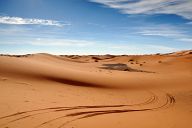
top-left (0, 50), bottom-right (192, 128)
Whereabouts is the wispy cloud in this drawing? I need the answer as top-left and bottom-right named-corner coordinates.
top-left (136, 25), bottom-right (185, 37)
top-left (0, 16), bottom-right (69, 27)
top-left (0, 38), bottom-right (95, 47)
top-left (90, 0), bottom-right (192, 20)
top-left (179, 38), bottom-right (192, 42)
top-left (111, 44), bottom-right (177, 51)
top-left (135, 24), bottom-right (192, 43)
top-left (31, 38), bottom-right (94, 46)
top-left (110, 44), bottom-right (178, 54)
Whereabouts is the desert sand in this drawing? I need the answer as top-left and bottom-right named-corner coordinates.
top-left (0, 50), bottom-right (192, 128)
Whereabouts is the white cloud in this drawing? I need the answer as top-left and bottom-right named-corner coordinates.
top-left (0, 37), bottom-right (181, 55)
top-left (0, 26), bottom-right (32, 35)
top-left (0, 38), bottom-right (95, 47)
top-left (137, 25), bottom-right (185, 37)
top-left (90, 0), bottom-right (192, 20)
top-left (138, 29), bottom-right (183, 37)
top-left (110, 44), bottom-right (178, 54)
top-left (31, 38), bottom-right (94, 46)
top-left (135, 24), bottom-right (192, 43)
top-left (0, 16), bottom-right (69, 27)
top-left (111, 44), bottom-right (177, 51)
top-left (179, 38), bottom-right (192, 42)
top-left (145, 44), bottom-right (178, 51)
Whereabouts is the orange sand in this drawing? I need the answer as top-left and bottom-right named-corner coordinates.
top-left (0, 50), bottom-right (192, 128)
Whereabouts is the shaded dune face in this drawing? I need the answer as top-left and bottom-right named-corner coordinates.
top-left (0, 51), bottom-right (192, 128)
top-left (0, 58), bottom-right (111, 89)
top-left (0, 55), bottom-right (156, 89)
top-left (43, 76), bottom-right (110, 88)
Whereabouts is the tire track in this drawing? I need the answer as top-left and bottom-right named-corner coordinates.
top-left (56, 93), bottom-right (175, 128)
top-left (0, 92), bottom-right (175, 128)
top-left (0, 95), bottom-right (156, 127)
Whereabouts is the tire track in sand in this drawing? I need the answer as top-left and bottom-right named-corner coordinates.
top-left (0, 91), bottom-right (175, 128)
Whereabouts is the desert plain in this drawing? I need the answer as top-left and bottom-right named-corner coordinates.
top-left (0, 50), bottom-right (192, 128)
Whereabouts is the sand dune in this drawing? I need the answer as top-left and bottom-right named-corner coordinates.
top-left (0, 50), bottom-right (192, 128)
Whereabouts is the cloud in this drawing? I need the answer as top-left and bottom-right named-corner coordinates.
top-left (0, 38), bottom-right (95, 47)
top-left (144, 44), bottom-right (178, 51)
top-left (110, 44), bottom-right (178, 54)
top-left (179, 38), bottom-right (192, 42)
top-left (111, 44), bottom-right (177, 51)
top-left (135, 24), bottom-right (192, 43)
top-left (90, 0), bottom-right (192, 20)
top-left (0, 26), bottom-right (32, 35)
top-left (137, 25), bottom-right (185, 37)
top-left (31, 38), bottom-right (94, 46)
top-left (0, 16), bottom-right (69, 27)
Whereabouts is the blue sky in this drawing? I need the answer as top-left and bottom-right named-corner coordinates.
top-left (0, 0), bottom-right (192, 55)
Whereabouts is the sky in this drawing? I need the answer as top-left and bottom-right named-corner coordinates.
top-left (0, 0), bottom-right (192, 55)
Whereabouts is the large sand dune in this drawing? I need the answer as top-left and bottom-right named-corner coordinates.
top-left (0, 50), bottom-right (192, 128)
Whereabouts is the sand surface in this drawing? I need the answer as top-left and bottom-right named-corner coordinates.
top-left (0, 50), bottom-right (192, 128)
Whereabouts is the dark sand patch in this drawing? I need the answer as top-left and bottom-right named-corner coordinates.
top-left (100, 63), bottom-right (154, 73)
